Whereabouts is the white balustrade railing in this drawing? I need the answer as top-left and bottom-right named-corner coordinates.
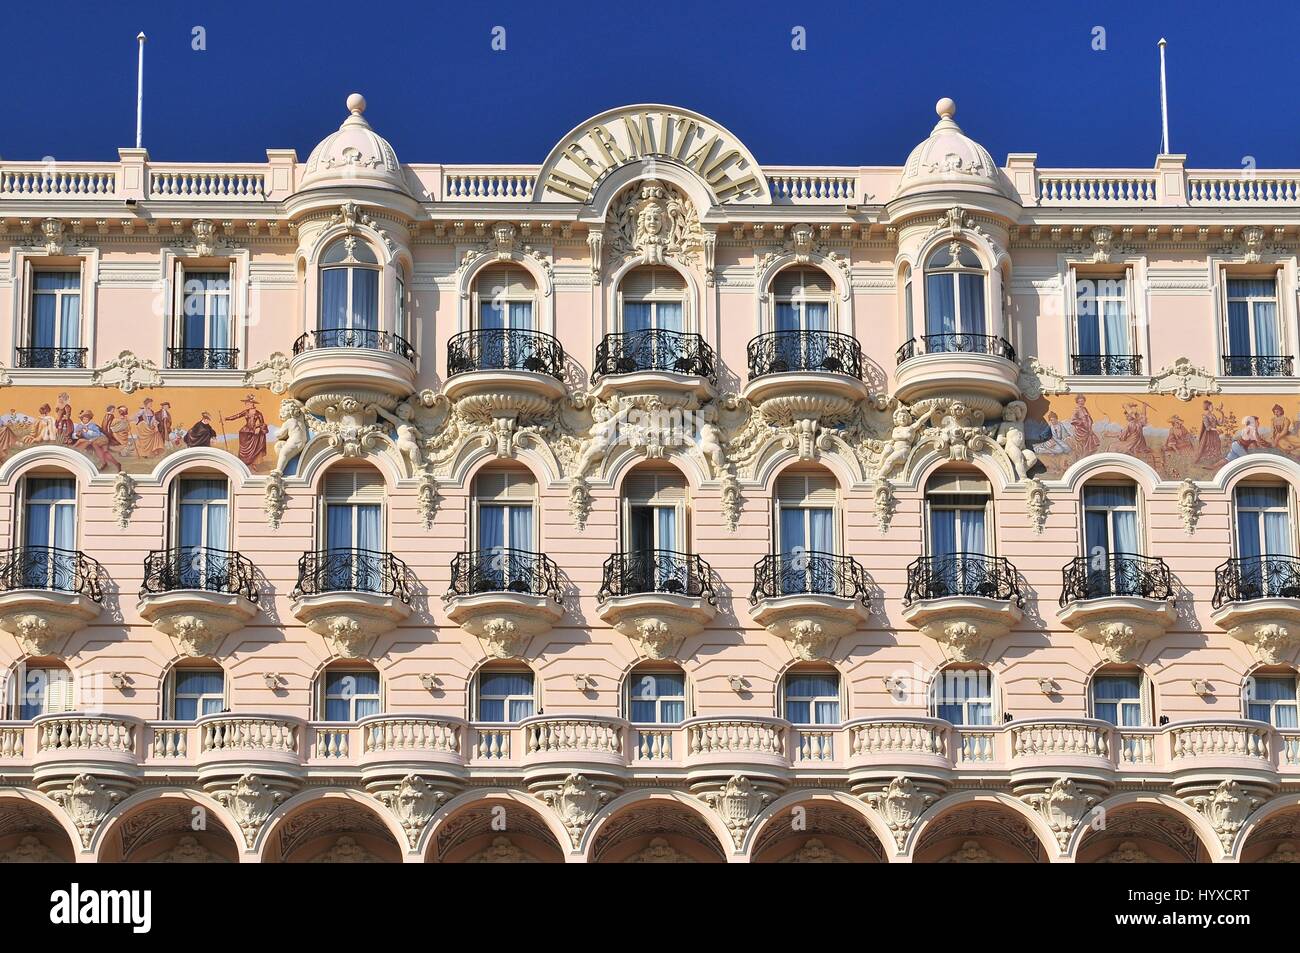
top-left (474, 727), bottom-right (511, 761)
top-left (849, 719), bottom-right (948, 758)
top-left (200, 716), bottom-right (298, 754)
top-left (1036, 170), bottom-right (1157, 205)
top-left (794, 729), bottom-right (835, 763)
top-left (1, 165), bottom-right (117, 197)
top-left (36, 715), bottom-right (135, 753)
top-left (687, 718), bottom-right (785, 757)
top-left (361, 717), bottom-right (461, 755)
top-left (1282, 732), bottom-right (1300, 766)
top-left (524, 717), bottom-right (622, 755)
top-left (1170, 721), bottom-right (1272, 761)
top-left (148, 167), bottom-right (266, 199)
top-left (766, 169), bottom-right (856, 204)
top-left (956, 729), bottom-right (996, 763)
top-left (442, 167), bottom-right (536, 201)
top-left (148, 725), bottom-right (190, 759)
top-left (312, 726), bottom-right (352, 760)
top-left (0, 725), bottom-right (27, 758)
top-left (1187, 172), bottom-right (1300, 205)
top-left (632, 727), bottom-right (674, 761)
top-left (1010, 720), bottom-right (1110, 759)
top-left (1118, 730), bottom-right (1157, 765)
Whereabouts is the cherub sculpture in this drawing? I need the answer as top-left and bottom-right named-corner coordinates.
top-left (274, 398), bottom-right (310, 474)
top-left (370, 400), bottom-right (426, 471)
top-left (875, 406), bottom-right (931, 478)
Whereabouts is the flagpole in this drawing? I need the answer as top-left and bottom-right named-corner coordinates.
top-left (1158, 38), bottom-right (1170, 156)
top-left (135, 33), bottom-right (146, 149)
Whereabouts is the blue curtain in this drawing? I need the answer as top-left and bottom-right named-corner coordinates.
top-left (355, 504), bottom-right (382, 590)
top-left (623, 302), bottom-right (651, 334)
top-left (509, 302), bottom-right (532, 329)
top-left (1076, 310), bottom-right (1100, 356)
top-left (174, 670), bottom-right (224, 720)
top-left (960, 508), bottom-right (986, 555)
top-left (1226, 300), bottom-right (1251, 356)
top-left (1254, 301), bottom-right (1280, 356)
top-left (508, 505), bottom-right (533, 550)
top-left (1103, 298), bottom-right (1129, 354)
top-left (480, 672), bottom-right (534, 722)
top-left (1093, 675), bottom-right (1142, 726)
top-left (24, 479), bottom-right (75, 589)
top-left (785, 674), bottom-right (839, 724)
top-left (958, 273), bottom-right (985, 335)
top-left (32, 291), bottom-right (56, 348)
top-left (320, 269), bottom-right (348, 331)
top-left (657, 302), bottom-right (683, 332)
top-left (630, 672), bottom-right (685, 723)
top-left (210, 282), bottom-right (230, 350)
top-left (479, 300), bottom-right (506, 330)
top-left (478, 505), bottom-right (505, 550)
top-left (935, 669), bottom-right (992, 725)
top-left (351, 269), bottom-right (378, 330)
top-left (926, 274), bottom-right (955, 336)
top-left (775, 303), bottom-right (799, 332)
top-left (804, 302), bottom-right (829, 332)
top-left (1248, 677), bottom-right (1298, 727)
top-left (929, 509), bottom-right (957, 557)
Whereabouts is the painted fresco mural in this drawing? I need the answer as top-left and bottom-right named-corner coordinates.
top-left (1027, 393), bottom-right (1300, 481)
top-left (0, 387), bottom-right (283, 474)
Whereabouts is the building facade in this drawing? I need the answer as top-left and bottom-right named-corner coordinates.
top-left (0, 94), bottom-right (1298, 863)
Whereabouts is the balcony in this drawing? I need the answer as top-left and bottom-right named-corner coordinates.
top-left (15, 347), bottom-right (88, 370)
top-left (902, 554), bottom-right (1023, 659)
top-left (596, 550), bottom-right (716, 659)
top-left (590, 329), bottom-right (716, 405)
top-left (444, 549), bottom-right (564, 658)
top-left (0, 547), bottom-right (105, 655)
top-left (289, 549), bottom-right (412, 658)
top-left (137, 547), bottom-right (259, 658)
top-left (1222, 354), bottom-right (1294, 377)
top-left (30, 713), bottom-right (141, 787)
top-left (749, 552), bottom-right (870, 660)
top-left (1212, 555), bottom-right (1300, 663)
top-left (1057, 555), bottom-right (1175, 662)
top-left (165, 347), bottom-right (240, 370)
top-left (1070, 353), bottom-right (1142, 376)
top-left (742, 330), bottom-right (869, 424)
top-left (288, 327), bottom-right (417, 402)
top-left (894, 334), bottom-right (1019, 413)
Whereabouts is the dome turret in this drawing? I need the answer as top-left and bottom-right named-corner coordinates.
top-left (893, 98), bottom-right (1016, 202)
top-left (300, 93), bottom-right (408, 194)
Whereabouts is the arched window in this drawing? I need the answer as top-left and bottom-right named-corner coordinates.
top-left (166, 664), bottom-right (226, 720)
top-left (472, 468), bottom-right (538, 590)
top-left (1245, 668), bottom-right (1298, 727)
top-left (321, 466), bottom-right (386, 592)
top-left (172, 475), bottom-right (230, 588)
top-left (772, 267), bottom-right (833, 333)
top-left (775, 470), bottom-right (838, 594)
top-left (924, 243), bottom-right (986, 341)
top-left (319, 237), bottom-right (379, 334)
top-left (1081, 480), bottom-right (1141, 596)
top-left (621, 467), bottom-right (688, 591)
top-left (900, 263), bottom-right (914, 339)
top-left (925, 470), bottom-right (990, 558)
top-left (626, 664), bottom-right (687, 724)
top-left (316, 664), bottom-right (382, 722)
top-left (620, 266), bottom-right (685, 333)
top-left (1090, 667), bottom-right (1148, 727)
top-left (7, 661), bottom-right (74, 719)
top-left (20, 473), bottom-right (77, 590)
top-left (930, 665), bottom-right (995, 726)
top-left (1233, 484), bottom-right (1294, 598)
top-left (781, 666), bottom-right (842, 725)
top-left (475, 666), bottom-right (535, 723)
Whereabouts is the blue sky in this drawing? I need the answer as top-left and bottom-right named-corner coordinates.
top-left (3, 0), bottom-right (1299, 169)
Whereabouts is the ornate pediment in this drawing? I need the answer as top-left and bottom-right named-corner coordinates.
top-left (91, 350), bottom-right (164, 394)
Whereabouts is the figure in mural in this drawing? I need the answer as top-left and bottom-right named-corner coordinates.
top-left (33, 404), bottom-right (58, 444)
top-left (55, 403), bottom-right (74, 444)
top-left (1195, 399), bottom-right (1227, 468)
top-left (1163, 414), bottom-right (1194, 455)
top-left (184, 412), bottom-right (217, 448)
top-left (225, 395), bottom-right (269, 467)
top-left (101, 405), bottom-right (120, 447)
top-left (1270, 404), bottom-right (1300, 453)
top-left (1115, 401), bottom-right (1155, 465)
top-left (111, 404), bottom-right (132, 453)
top-left (1069, 395), bottom-right (1100, 456)
top-left (1226, 415), bottom-right (1267, 461)
top-left (1032, 411), bottom-right (1072, 456)
top-left (71, 410), bottom-right (121, 472)
top-left (134, 398), bottom-right (166, 457)
top-left (157, 401), bottom-right (174, 448)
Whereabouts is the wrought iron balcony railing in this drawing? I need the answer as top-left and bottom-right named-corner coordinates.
top-left (1213, 555), bottom-right (1300, 608)
top-left (597, 550), bottom-right (715, 603)
top-left (141, 546), bottom-right (258, 602)
top-left (15, 347), bottom-right (88, 369)
top-left (291, 549), bottom-right (411, 602)
top-left (1221, 354), bottom-right (1294, 377)
top-left (1070, 353), bottom-right (1143, 376)
top-left (746, 330), bottom-right (863, 380)
top-left (446, 548), bottom-right (563, 602)
top-left (292, 328), bottom-right (416, 362)
top-left (750, 551), bottom-right (869, 603)
top-left (0, 546), bottom-right (105, 600)
top-left (166, 347), bottom-right (240, 370)
top-left (896, 334), bottom-right (1017, 365)
top-left (591, 329), bottom-right (716, 384)
top-left (1059, 554), bottom-right (1172, 606)
top-left (904, 553), bottom-right (1022, 606)
top-left (446, 328), bottom-right (564, 379)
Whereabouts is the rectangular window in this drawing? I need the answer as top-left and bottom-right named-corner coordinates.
top-left (775, 474), bottom-right (836, 595)
top-left (176, 270), bottom-right (233, 368)
top-left (323, 670), bottom-right (381, 722)
top-left (26, 271), bottom-right (83, 368)
top-left (1247, 676), bottom-right (1298, 728)
top-left (16, 666), bottom-right (74, 719)
top-left (1074, 274), bottom-right (1135, 374)
top-left (1093, 674), bottom-right (1144, 727)
top-left (783, 673), bottom-right (840, 725)
top-left (478, 671), bottom-right (534, 722)
top-left (1224, 277), bottom-right (1285, 376)
top-left (323, 470), bottom-right (385, 592)
top-left (933, 668), bottom-right (994, 726)
top-left (628, 671), bottom-right (686, 724)
top-left (172, 669), bottom-right (225, 720)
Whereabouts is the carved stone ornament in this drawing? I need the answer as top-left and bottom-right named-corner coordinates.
top-left (1024, 478), bottom-right (1049, 534)
top-left (147, 835), bottom-right (226, 863)
top-left (623, 617), bottom-right (680, 661)
top-left (1241, 225), bottom-right (1267, 264)
top-left (0, 834), bottom-right (59, 863)
top-left (41, 218), bottom-right (66, 255)
top-left (377, 775), bottom-right (448, 849)
top-left (1017, 357), bottom-right (1070, 399)
top-left (417, 471), bottom-right (440, 529)
top-left (866, 776), bottom-right (936, 850)
top-left (936, 620), bottom-right (987, 662)
top-left (1227, 621), bottom-right (1300, 665)
top-left (568, 477), bottom-right (593, 531)
top-left (777, 837), bottom-right (847, 863)
top-left (1095, 840), bottom-right (1156, 863)
top-left (1260, 841), bottom-right (1300, 863)
top-left (606, 178), bottom-right (704, 268)
top-left (214, 774), bottom-right (285, 849)
top-left (166, 614), bottom-right (232, 659)
top-left (1179, 478), bottom-right (1201, 534)
top-left (309, 835), bottom-right (380, 863)
top-left (719, 469), bottom-right (742, 533)
top-left (242, 352), bottom-right (292, 395)
top-left (306, 392), bottom-right (389, 459)
top-left (1023, 778), bottom-right (1098, 850)
top-left (264, 471), bottom-right (288, 529)
top-left (1190, 780), bottom-right (1263, 850)
top-left (753, 223), bottom-right (851, 299)
top-left (540, 773), bottom-right (610, 848)
top-left (701, 775), bottom-right (771, 849)
top-left (467, 836), bottom-right (538, 863)
top-left (627, 836), bottom-right (698, 863)
top-left (91, 350), bottom-right (165, 394)
top-left (874, 480), bottom-right (897, 533)
top-left (478, 617), bottom-right (529, 660)
top-left (50, 774), bottom-right (122, 848)
top-left (1148, 357), bottom-right (1220, 401)
top-left (112, 472), bottom-right (138, 528)
top-left (190, 219), bottom-right (220, 257)
top-left (938, 840), bottom-right (1000, 863)
top-left (1089, 225), bottom-right (1115, 263)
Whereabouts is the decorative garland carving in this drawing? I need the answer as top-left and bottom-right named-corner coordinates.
top-left (91, 350), bottom-right (164, 394)
top-left (112, 472), bottom-right (138, 528)
top-left (1148, 357), bottom-right (1220, 401)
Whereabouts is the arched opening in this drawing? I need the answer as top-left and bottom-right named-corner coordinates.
top-left (589, 799), bottom-right (726, 863)
top-left (619, 265), bottom-right (686, 335)
top-left (157, 471), bottom-right (233, 595)
top-left (431, 798), bottom-right (565, 863)
top-left (779, 664), bottom-right (843, 726)
top-left (318, 236), bottom-right (380, 342)
top-left (625, 662), bottom-right (688, 725)
top-left (163, 659), bottom-right (227, 720)
top-left (923, 242), bottom-right (987, 346)
top-left (1089, 664), bottom-right (1152, 728)
top-left (0, 797), bottom-right (77, 862)
top-left (1229, 483), bottom-right (1298, 600)
top-left (472, 663), bottom-right (536, 724)
top-left (17, 470), bottom-right (81, 591)
top-left (929, 664), bottom-right (997, 727)
top-left (759, 266), bottom-right (846, 374)
top-left (316, 464), bottom-right (388, 594)
top-left (1079, 479), bottom-right (1147, 597)
top-left (468, 466), bottom-right (539, 593)
top-left (1075, 802), bottom-right (1212, 863)
top-left (773, 467), bottom-right (840, 595)
top-left (912, 802), bottom-right (1049, 863)
top-left (5, 658), bottom-right (75, 719)
top-left (1238, 805), bottom-right (1300, 863)
top-left (264, 797), bottom-right (402, 863)
top-left (464, 265), bottom-right (543, 372)
top-left (314, 661), bottom-right (383, 722)
top-left (97, 796), bottom-right (239, 864)
top-left (919, 468), bottom-right (999, 599)
top-left (617, 465), bottom-right (693, 595)
top-left (751, 799), bottom-right (885, 863)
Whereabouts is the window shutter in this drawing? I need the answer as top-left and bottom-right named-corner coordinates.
top-left (624, 470), bottom-right (686, 504)
top-left (325, 468), bottom-right (386, 503)
top-left (774, 267), bottom-right (834, 298)
top-left (621, 266), bottom-right (685, 300)
top-left (474, 469), bottom-right (537, 501)
top-left (776, 473), bottom-right (837, 505)
top-left (926, 471), bottom-right (991, 496)
top-left (476, 266), bottom-right (533, 298)
top-left (45, 668), bottom-right (75, 714)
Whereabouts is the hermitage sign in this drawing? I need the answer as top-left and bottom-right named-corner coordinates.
top-left (538, 105), bottom-right (767, 205)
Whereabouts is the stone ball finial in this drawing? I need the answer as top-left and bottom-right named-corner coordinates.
top-left (347, 92), bottom-right (366, 115)
top-left (936, 97), bottom-right (956, 120)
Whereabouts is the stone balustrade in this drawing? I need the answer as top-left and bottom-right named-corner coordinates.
top-left (2, 715), bottom-right (1298, 782)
